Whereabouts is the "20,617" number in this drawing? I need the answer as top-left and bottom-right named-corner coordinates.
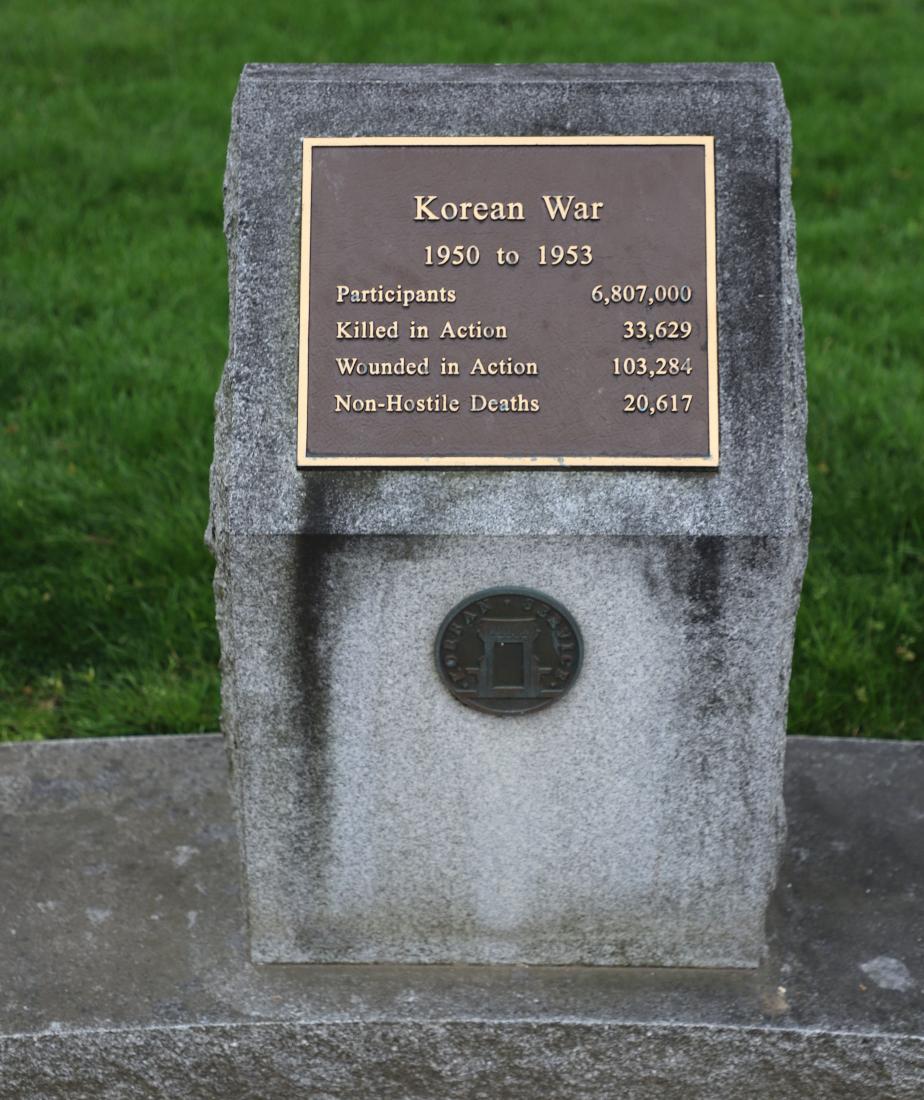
top-left (623, 393), bottom-right (693, 414)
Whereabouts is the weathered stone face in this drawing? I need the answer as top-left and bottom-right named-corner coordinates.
top-left (208, 63), bottom-right (810, 966)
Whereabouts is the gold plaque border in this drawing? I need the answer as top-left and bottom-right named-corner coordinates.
top-left (297, 136), bottom-right (719, 469)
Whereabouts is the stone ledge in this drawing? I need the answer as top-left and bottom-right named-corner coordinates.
top-left (1, 734), bottom-right (921, 1097)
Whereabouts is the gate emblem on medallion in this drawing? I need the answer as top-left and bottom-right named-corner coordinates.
top-left (435, 588), bottom-right (583, 715)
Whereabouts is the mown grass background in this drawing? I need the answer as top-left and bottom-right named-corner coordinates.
top-left (1, 1), bottom-right (922, 741)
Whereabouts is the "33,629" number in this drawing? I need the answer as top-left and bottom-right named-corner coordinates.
top-left (624, 319), bottom-right (693, 340)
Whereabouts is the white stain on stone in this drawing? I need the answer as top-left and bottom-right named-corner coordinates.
top-left (36, 900), bottom-right (58, 913)
top-left (860, 956), bottom-right (915, 992)
top-left (761, 984), bottom-right (790, 1016)
top-left (186, 910), bottom-right (198, 929)
top-left (172, 845), bottom-right (200, 867)
top-left (86, 907), bottom-right (112, 925)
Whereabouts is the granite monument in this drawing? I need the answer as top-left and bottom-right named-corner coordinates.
top-left (209, 62), bottom-right (810, 968)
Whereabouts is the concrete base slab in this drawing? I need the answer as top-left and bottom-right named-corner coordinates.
top-left (1, 734), bottom-right (922, 1098)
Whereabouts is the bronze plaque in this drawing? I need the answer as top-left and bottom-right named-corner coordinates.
top-left (435, 588), bottom-right (583, 715)
top-left (297, 137), bottom-right (718, 467)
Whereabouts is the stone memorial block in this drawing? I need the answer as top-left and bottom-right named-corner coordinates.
top-left (208, 63), bottom-right (810, 967)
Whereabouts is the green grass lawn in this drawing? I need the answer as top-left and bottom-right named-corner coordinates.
top-left (1, 0), bottom-right (922, 741)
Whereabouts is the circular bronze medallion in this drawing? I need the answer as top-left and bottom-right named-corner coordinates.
top-left (435, 588), bottom-right (583, 716)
